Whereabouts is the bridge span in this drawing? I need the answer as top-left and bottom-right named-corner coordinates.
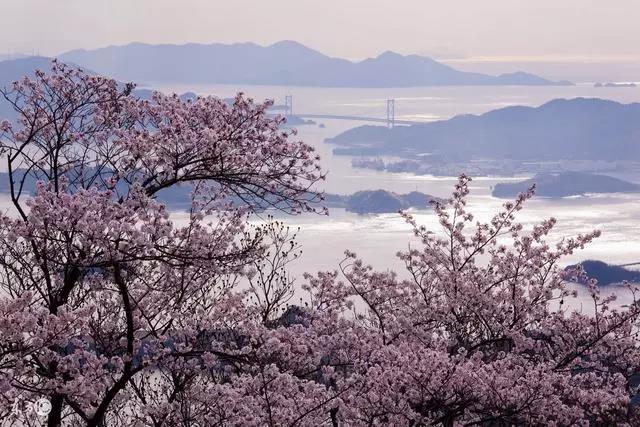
top-left (294, 113), bottom-right (423, 126)
top-left (282, 96), bottom-right (424, 127)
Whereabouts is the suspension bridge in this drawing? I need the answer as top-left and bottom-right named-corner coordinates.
top-left (281, 96), bottom-right (423, 127)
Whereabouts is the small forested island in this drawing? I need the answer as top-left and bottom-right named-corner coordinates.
top-left (352, 156), bottom-right (530, 177)
top-left (325, 190), bottom-right (440, 214)
top-left (594, 82), bottom-right (637, 88)
top-left (491, 172), bottom-right (640, 198)
top-left (280, 115), bottom-right (316, 126)
top-left (565, 260), bottom-right (640, 286)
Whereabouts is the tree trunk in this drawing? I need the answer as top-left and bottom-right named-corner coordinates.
top-left (47, 394), bottom-right (64, 427)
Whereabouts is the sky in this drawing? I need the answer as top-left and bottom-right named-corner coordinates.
top-left (2, 0), bottom-right (639, 80)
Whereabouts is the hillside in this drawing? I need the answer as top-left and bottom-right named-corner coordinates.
top-left (58, 41), bottom-right (571, 87)
top-left (328, 98), bottom-right (640, 161)
top-left (565, 260), bottom-right (640, 286)
top-left (0, 59), bottom-right (314, 127)
top-left (0, 56), bottom-right (54, 118)
top-left (492, 172), bottom-right (640, 198)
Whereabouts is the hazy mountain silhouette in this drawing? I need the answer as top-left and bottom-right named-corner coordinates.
top-left (0, 53), bottom-right (28, 61)
top-left (328, 98), bottom-right (640, 161)
top-left (0, 56), bottom-right (195, 103)
top-left (492, 172), bottom-right (640, 198)
top-left (58, 41), bottom-right (571, 87)
top-left (0, 57), bottom-right (314, 127)
top-left (0, 56), bottom-right (69, 80)
top-left (565, 260), bottom-right (640, 286)
top-left (0, 56), bottom-right (54, 117)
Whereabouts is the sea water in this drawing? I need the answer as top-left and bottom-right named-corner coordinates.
top-left (145, 83), bottom-right (640, 305)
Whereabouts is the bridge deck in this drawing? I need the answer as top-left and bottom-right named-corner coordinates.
top-left (295, 113), bottom-right (423, 126)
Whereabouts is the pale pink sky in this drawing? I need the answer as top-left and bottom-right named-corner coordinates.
top-left (2, 0), bottom-right (638, 61)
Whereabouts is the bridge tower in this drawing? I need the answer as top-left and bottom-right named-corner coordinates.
top-left (386, 99), bottom-right (395, 128)
top-left (284, 95), bottom-right (293, 116)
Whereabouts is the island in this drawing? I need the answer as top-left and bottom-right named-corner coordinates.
top-left (594, 82), bottom-right (637, 88)
top-left (565, 260), bottom-right (640, 286)
top-left (329, 99), bottom-right (640, 171)
top-left (280, 115), bottom-right (316, 127)
top-left (325, 190), bottom-right (440, 214)
top-left (491, 172), bottom-right (640, 198)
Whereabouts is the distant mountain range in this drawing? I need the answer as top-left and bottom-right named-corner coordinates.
top-left (0, 56), bottom-right (177, 119)
top-left (492, 172), bottom-right (640, 198)
top-left (0, 56), bottom-right (52, 118)
top-left (56, 41), bottom-right (571, 87)
top-left (0, 53), bottom-right (28, 62)
top-left (0, 57), bottom-right (316, 128)
top-left (328, 98), bottom-right (640, 162)
top-left (0, 56), bottom-right (52, 80)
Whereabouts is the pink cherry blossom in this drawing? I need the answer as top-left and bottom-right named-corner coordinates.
top-left (1, 62), bottom-right (639, 426)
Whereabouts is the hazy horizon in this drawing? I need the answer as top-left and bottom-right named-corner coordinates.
top-left (3, 0), bottom-right (639, 81)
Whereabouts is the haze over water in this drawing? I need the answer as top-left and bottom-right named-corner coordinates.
top-left (148, 82), bottom-right (640, 125)
top-left (157, 82), bottom-right (640, 309)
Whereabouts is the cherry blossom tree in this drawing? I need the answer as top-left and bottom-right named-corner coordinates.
top-left (301, 178), bottom-right (640, 425)
top-left (1, 62), bottom-right (639, 426)
top-left (0, 61), bottom-right (324, 426)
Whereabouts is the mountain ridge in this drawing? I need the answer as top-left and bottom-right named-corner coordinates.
top-left (57, 41), bottom-right (572, 87)
top-left (492, 172), bottom-right (640, 198)
top-left (0, 57), bottom-right (311, 127)
top-left (327, 97), bottom-right (640, 162)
